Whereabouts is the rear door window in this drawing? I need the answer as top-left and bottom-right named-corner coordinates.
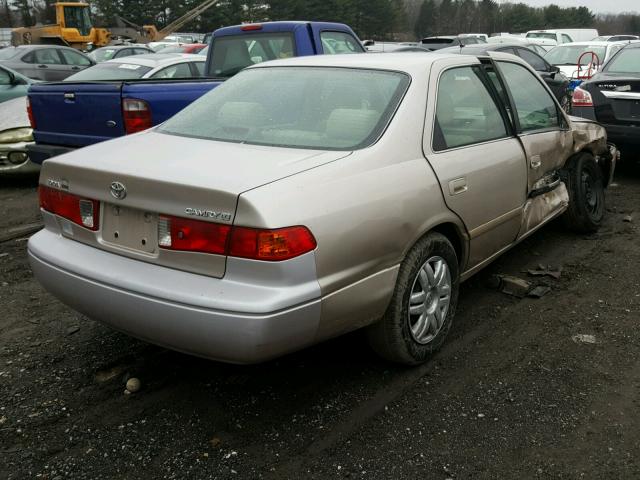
top-left (515, 47), bottom-right (547, 71)
top-left (497, 61), bottom-right (560, 132)
top-left (433, 66), bottom-right (509, 151)
top-left (209, 33), bottom-right (295, 78)
top-left (34, 49), bottom-right (63, 65)
top-left (320, 31), bottom-right (364, 54)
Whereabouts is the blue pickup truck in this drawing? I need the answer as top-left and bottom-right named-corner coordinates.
top-left (27, 21), bottom-right (364, 164)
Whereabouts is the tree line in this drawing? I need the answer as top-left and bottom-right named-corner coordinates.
top-left (1, 0), bottom-right (639, 41)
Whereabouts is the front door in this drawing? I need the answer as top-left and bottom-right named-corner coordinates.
top-left (424, 63), bottom-right (528, 269)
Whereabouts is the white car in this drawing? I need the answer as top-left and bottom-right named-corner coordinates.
top-left (544, 41), bottom-right (638, 79)
top-left (63, 54), bottom-right (206, 81)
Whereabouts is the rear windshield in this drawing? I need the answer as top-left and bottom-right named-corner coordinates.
top-left (544, 45), bottom-right (606, 65)
top-left (160, 67), bottom-right (410, 151)
top-left (208, 33), bottom-right (295, 78)
top-left (527, 32), bottom-right (557, 41)
top-left (605, 48), bottom-right (640, 74)
top-left (89, 48), bottom-right (118, 62)
top-left (64, 62), bottom-right (152, 81)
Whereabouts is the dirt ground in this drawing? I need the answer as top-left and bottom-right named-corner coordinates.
top-left (1, 158), bottom-right (639, 480)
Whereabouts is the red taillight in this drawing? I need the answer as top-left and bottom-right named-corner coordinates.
top-left (26, 97), bottom-right (36, 129)
top-left (228, 226), bottom-right (317, 261)
top-left (240, 24), bottom-right (262, 31)
top-left (38, 186), bottom-right (100, 231)
top-left (122, 98), bottom-right (152, 134)
top-left (572, 87), bottom-right (593, 107)
top-left (157, 216), bottom-right (316, 261)
top-left (158, 215), bottom-right (231, 255)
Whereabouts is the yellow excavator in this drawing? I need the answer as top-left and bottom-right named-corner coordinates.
top-left (12, 0), bottom-right (218, 50)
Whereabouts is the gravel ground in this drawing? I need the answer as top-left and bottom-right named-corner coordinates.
top-left (0, 159), bottom-right (639, 480)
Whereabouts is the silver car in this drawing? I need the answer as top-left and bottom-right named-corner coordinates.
top-left (0, 45), bottom-right (95, 81)
top-left (0, 96), bottom-right (37, 174)
top-left (29, 53), bottom-right (616, 364)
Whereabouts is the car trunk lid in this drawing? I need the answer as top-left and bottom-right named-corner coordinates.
top-left (40, 130), bottom-right (351, 278)
top-left (587, 75), bottom-right (640, 126)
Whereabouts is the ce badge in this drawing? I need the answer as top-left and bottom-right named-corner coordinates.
top-left (110, 181), bottom-right (127, 200)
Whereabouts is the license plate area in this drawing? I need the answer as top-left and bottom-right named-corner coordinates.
top-left (101, 204), bottom-right (157, 254)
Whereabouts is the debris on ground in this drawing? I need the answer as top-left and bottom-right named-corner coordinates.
top-left (66, 325), bottom-right (80, 336)
top-left (528, 285), bottom-right (552, 299)
top-left (496, 275), bottom-right (531, 298)
top-left (95, 365), bottom-right (126, 383)
top-left (125, 377), bottom-right (141, 393)
top-left (0, 222), bottom-right (43, 243)
top-left (527, 264), bottom-right (562, 279)
top-left (623, 215), bottom-right (633, 223)
top-left (572, 334), bottom-right (597, 344)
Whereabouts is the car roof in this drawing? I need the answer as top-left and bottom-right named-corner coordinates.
top-left (249, 51), bottom-right (525, 75)
top-left (94, 45), bottom-right (151, 51)
top-left (103, 53), bottom-right (204, 68)
top-left (554, 41), bottom-right (629, 47)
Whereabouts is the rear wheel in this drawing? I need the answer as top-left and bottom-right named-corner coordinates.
top-left (562, 152), bottom-right (605, 233)
top-left (367, 232), bottom-right (459, 365)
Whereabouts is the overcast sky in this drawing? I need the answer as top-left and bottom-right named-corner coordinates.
top-left (513, 0), bottom-right (639, 14)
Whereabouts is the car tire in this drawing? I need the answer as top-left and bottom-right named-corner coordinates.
top-left (561, 152), bottom-right (605, 233)
top-left (367, 232), bottom-right (459, 365)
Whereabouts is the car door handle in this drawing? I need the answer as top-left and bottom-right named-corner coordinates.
top-left (37, 64), bottom-right (48, 68)
top-left (530, 155), bottom-right (542, 169)
top-left (71, 66), bottom-right (81, 70)
top-left (448, 177), bottom-right (468, 195)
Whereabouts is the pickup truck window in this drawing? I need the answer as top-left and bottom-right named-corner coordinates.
top-left (64, 62), bottom-right (152, 81)
top-left (208, 33), bottom-right (295, 78)
top-left (160, 66), bottom-right (409, 151)
top-left (320, 31), bottom-right (363, 54)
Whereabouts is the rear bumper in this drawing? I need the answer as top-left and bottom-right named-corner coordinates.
top-left (27, 143), bottom-right (76, 165)
top-left (28, 228), bottom-right (322, 364)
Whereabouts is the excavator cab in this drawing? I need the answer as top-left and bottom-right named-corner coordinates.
top-left (59, 3), bottom-right (93, 37)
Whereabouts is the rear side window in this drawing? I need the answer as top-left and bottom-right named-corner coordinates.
top-left (497, 61), bottom-right (559, 132)
top-left (150, 62), bottom-right (193, 79)
top-left (209, 33), bottom-right (295, 78)
top-left (433, 66), bottom-right (508, 151)
top-left (561, 34), bottom-right (573, 43)
top-left (320, 31), bottom-right (363, 54)
top-left (60, 49), bottom-right (91, 66)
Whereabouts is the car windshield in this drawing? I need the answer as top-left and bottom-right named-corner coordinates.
top-left (527, 32), bottom-right (557, 41)
top-left (604, 48), bottom-right (640, 73)
top-left (0, 48), bottom-right (20, 60)
top-left (545, 45), bottom-right (607, 65)
top-left (89, 48), bottom-right (118, 62)
top-left (208, 33), bottom-right (295, 78)
top-left (159, 67), bottom-right (410, 151)
top-left (64, 62), bottom-right (152, 81)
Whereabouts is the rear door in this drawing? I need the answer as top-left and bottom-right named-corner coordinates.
top-left (30, 83), bottom-right (125, 147)
top-left (495, 59), bottom-right (573, 192)
top-left (424, 61), bottom-right (528, 268)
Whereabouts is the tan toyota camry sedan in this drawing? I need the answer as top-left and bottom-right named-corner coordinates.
top-left (29, 52), bottom-right (616, 364)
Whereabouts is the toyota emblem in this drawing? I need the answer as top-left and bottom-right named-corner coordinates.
top-left (110, 181), bottom-right (127, 200)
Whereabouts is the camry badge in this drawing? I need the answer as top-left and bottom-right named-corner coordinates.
top-left (110, 181), bottom-right (127, 200)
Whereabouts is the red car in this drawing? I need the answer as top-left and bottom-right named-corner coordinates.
top-left (157, 43), bottom-right (207, 55)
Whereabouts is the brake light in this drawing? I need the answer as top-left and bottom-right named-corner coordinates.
top-left (240, 24), bottom-right (262, 31)
top-left (38, 186), bottom-right (100, 231)
top-left (26, 97), bottom-right (36, 129)
top-left (158, 215), bottom-right (230, 255)
top-left (228, 226), bottom-right (317, 261)
top-left (572, 87), bottom-right (593, 107)
top-left (122, 98), bottom-right (152, 134)
top-left (157, 216), bottom-right (316, 261)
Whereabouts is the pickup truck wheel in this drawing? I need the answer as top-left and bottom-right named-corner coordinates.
top-left (367, 232), bottom-right (459, 365)
top-left (562, 152), bottom-right (605, 233)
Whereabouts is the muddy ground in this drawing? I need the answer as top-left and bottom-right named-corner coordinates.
top-left (0, 159), bottom-right (639, 480)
